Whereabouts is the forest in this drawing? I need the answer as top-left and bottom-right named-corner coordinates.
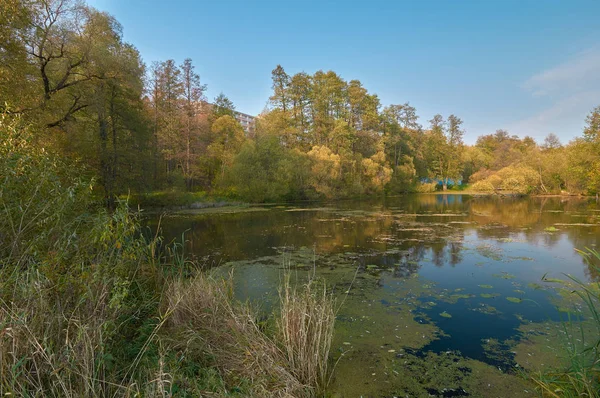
top-left (2, 0), bottom-right (600, 206)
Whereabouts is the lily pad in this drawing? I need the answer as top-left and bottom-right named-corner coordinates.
top-left (506, 297), bottom-right (522, 303)
top-left (479, 284), bottom-right (494, 289)
top-left (440, 311), bottom-right (452, 318)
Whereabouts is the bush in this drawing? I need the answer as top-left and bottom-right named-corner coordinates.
top-left (0, 115), bottom-right (164, 396)
top-left (415, 182), bottom-right (438, 193)
top-left (470, 180), bottom-right (495, 192)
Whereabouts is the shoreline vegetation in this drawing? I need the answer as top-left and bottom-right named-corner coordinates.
top-left (0, 116), bottom-right (336, 397)
top-left (129, 189), bottom-right (596, 214)
top-left (2, 1), bottom-right (600, 207)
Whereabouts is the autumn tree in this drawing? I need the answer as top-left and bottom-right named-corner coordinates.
top-left (180, 58), bottom-right (207, 190)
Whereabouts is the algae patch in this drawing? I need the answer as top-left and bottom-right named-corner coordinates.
top-left (506, 297), bottom-right (523, 303)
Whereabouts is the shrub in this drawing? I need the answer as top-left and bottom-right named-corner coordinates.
top-left (415, 182), bottom-right (438, 193)
top-left (0, 115), bottom-right (165, 396)
top-left (471, 180), bottom-right (495, 192)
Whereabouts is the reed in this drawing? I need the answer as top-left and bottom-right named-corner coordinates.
top-left (278, 273), bottom-right (336, 396)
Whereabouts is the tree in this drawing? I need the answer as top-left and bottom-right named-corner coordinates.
top-left (153, 59), bottom-right (184, 182)
top-left (180, 58), bottom-right (206, 190)
top-left (583, 106), bottom-right (600, 143)
top-left (542, 133), bottom-right (562, 150)
top-left (208, 115), bottom-right (245, 183)
top-left (446, 114), bottom-right (465, 186)
top-left (424, 114), bottom-right (464, 190)
top-left (270, 64), bottom-right (290, 113)
top-left (212, 93), bottom-right (236, 119)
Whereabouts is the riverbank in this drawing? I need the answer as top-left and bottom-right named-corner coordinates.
top-left (123, 190), bottom-right (244, 210)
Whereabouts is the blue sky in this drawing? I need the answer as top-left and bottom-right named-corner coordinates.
top-left (88, 0), bottom-right (600, 144)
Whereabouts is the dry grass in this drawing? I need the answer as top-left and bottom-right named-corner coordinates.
top-left (165, 271), bottom-right (336, 398)
top-left (278, 275), bottom-right (336, 395)
top-left (165, 274), bottom-right (305, 397)
top-left (0, 272), bottom-right (138, 397)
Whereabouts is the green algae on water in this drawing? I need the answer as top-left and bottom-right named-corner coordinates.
top-left (493, 273), bottom-right (516, 280)
top-left (480, 293), bottom-right (500, 299)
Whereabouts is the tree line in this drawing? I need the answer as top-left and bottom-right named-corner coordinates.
top-left (1, 0), bottom-right (599, 204)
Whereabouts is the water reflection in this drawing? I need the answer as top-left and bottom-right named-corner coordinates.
top-left (150, 195), bottom-right (600, 281)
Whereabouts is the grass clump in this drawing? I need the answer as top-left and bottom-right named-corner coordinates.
top-left (278, 275), bottom-right (336, 396)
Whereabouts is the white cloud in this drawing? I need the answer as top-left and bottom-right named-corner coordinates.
top-left (523, 48), bottom-right (600, 97)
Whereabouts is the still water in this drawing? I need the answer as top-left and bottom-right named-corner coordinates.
top-left (151, 195), bottom-right (600, 397)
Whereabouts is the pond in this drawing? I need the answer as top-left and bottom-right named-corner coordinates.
top-left (150, 194), bottom-right (600, 397)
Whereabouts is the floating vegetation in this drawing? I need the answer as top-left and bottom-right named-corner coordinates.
top-left (481, 338), bottom-right (516, 369)
top-left (475, 243), bottom-right (503, 261)
top-left (553, 223), bottom-right (599, 227)
top-left (440, 311), bottom-right (452, 318)
top-left (513, 289), bottom-right (525, 294)
top-left (527, 282), bottom-right (544, 290)
top-left (450, 294), bottom-right (475, 301)
top-left (509, 256), bottom-right (535, 261)
top-left (479, 284), bottom-right (494, 289)
top-left (473, 304), bottom-right (501, 315)
top-left (493, 272), bottom-right (516, 280)
top-left (480, 293), bottom-right (500, 299)
top-left (506, 297), bottom-right (523, 303)
top-left (544, 226), bottom-right (559, 232)
top-left (285, 207), bottom-right (333, 212)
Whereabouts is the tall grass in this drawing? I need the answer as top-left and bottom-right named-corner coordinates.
top-left (0, 114), bottom-right (338, 397)
top-left (535, 248), bottom-right (600, 397)
top-left (278, 274), bottom-right (336, 395)
top-left (164, 271), bottom-right (337, 398)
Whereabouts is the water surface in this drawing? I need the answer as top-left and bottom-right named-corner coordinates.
top-left (151, 195), bottom-right (600, 397)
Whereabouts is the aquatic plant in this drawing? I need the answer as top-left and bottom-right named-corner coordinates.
top-left (534, 248), bottom-right (600, 397)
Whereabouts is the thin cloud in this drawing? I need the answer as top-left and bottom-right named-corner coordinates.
top-left (523, 48), bottom-right (600, 97)
top-left (507, 90), bottom-right (600, 140)
top-left (508, 47), bottom-right (600, 140)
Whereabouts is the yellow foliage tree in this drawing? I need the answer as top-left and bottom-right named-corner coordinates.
top-left (307, 145), bottom-right (341, 198)
top-left (361, 147), bottom-right (392, 193)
